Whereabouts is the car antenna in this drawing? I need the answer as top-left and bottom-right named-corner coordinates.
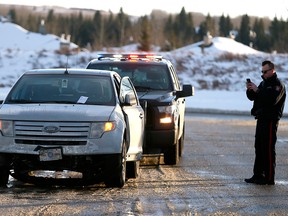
top-left (64, 55), bottom-right (69, 74)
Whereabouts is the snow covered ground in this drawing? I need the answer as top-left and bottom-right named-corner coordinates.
top-left (0, 87), bottom-right (264, 115)
top-left (0, 21), bottom-right (287, 115)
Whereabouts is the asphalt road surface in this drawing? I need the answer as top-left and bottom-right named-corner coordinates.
top-left (1, 113), bottom-right (288, 215)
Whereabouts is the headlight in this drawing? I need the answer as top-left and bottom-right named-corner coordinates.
top-left (157, 105), bottom-right (177, 125)
top-left (160, 117), bottom-right (172, 124)
top-left (157, 105), bottom-right (176, 114)
top-left (90, 122), bottom-right (115, 138)
top-left (0, 120), bottom-right (13, 136)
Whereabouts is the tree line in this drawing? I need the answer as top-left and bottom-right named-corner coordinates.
top-left (4, 6), bottom-right (288, 53)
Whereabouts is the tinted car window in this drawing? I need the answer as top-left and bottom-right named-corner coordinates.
top-left (88, 63), bottom-right (173, 91)
top-left (6, 74), bottom-right (115, 106)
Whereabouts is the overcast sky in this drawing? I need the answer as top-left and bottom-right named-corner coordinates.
top-left (0, 0), bottom-right (288, 19)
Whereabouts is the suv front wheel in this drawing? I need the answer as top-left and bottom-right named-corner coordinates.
top-left (0, 166), bottom-right (9, 187)
top-left (0, 155), bottom-right (10, 187)
top-left (104, 140), bottom-right (127, 188)
top-left (164, 139), bottom-right (179, 165)
top-left (179, 125), bottom-right (185, 157)
top-left (126, 160), bottom-right (140, 179)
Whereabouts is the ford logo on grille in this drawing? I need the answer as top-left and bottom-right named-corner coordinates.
top-left (43, 126), bottom-right (60, 133)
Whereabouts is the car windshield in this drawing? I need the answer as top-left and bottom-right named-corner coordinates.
top-left (6, 74), bottom-right (116, 106)
top-left (88, 63), bottom-right (173, 91)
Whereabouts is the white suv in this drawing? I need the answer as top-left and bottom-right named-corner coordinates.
top-left (0, 68), bottom-right (144, 188)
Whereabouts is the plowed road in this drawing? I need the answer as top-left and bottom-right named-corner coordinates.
top-left (1, 113), bottom-right (288, 215)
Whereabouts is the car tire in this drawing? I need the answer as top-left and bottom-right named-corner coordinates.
top-left (179, 125), bottom-right (185, 157)
top-left (164, 139), bottom-right (179, 165)
top-left (0, 155), bottom-right (11, 187)
top-left (0, 166), bottom-right (9, 187)
top-left (126, 160), bottom-right (140, 179)
top-left (104, 140), bottom-right (127, 188)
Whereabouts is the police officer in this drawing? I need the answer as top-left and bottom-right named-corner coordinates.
top-left (245, 60), bottom-right (286, 185)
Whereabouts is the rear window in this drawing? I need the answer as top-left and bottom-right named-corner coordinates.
top-left (6, 74), bottom-right (115, 106)
top-left (88, 62), bottom-right (173, 91)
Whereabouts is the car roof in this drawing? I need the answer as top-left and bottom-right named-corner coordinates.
top-left (24, 68), bottom-right (118, 77)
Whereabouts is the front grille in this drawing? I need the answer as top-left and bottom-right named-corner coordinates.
top-left (145, 106), bottom-right (154, 128)
top-left (139, 101), bottom-right (155, 129)
top-left (14, 121), bottom-right (90, 145)
top-left (15, 139), bottom-right (86, 145)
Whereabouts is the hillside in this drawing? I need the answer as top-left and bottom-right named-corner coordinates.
top-left (0, 3), bottom-right (272, 29)
top-left (1, 21), bottom-right (288, 92)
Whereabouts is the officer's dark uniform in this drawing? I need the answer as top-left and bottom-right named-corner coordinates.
top-left (246, 73), bottom-right (286, 184)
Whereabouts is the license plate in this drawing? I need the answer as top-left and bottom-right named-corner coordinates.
top-left (39, 148), bottom-right (62, 161)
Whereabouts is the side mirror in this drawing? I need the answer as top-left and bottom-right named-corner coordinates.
top-left (124, 93), bottom-right (137, 106)
top-left (176, 85), bottom-right (194, 98)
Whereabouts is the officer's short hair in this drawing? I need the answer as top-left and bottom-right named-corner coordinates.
top-left (262, 60), bottom-right (274, 69)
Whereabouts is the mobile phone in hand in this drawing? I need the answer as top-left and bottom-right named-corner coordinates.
top-left (246, 78), bottom-right (251, 83)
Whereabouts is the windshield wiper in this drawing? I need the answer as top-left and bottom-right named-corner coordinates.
top-left (40, 101), bottom-right (76, 104)
top-left (134, 86), bottom-right (152, 91)
top-left (6, 99), bottom-right (35, 104)
top-left (7, 99), bottom-right (77, 104)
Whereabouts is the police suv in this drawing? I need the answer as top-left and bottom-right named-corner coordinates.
top-left (86, 54), bottom-right (194, 165)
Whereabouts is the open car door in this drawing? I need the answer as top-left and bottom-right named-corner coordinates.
top-left (119, 76), bottom-right (144, 157)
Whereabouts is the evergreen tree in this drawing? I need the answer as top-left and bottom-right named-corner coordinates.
top-left (173, 7), bottom-right (186, 47)
top-left (270, 18), bottom-right (288, 52)
top-left (164, 15), bottom-right (176, 50)
top-left (219, 14), bottom-right (233, 37)
top-left (25, 14), bottom-right (38, 32)
top-left (185, 13), bottom-right (196, 44)
top-left (45, 9), bottom-right (54, 33)
top-left (93, 11), bottom-right (103, 49)
top-left (197, 14), bottom-right (216, 40)
top-left (104, 12), bottom-right (117, 46)
top-left (225, 16), bottom-right (233, 36)
top-left (138, 16), bottom-right (151, 51)
top-left (269, 17), bottom-right (284, 52)
top-left (73, 12), bottom-right (85, 46)
top-left (165, 7), bottom-right (196, 48)
top-left (219, 15), bottom-right (226, 36)
top-left (115, 8), bottom-right (131, 46)
top-left (7, 5), bottom-right (288, 53)
top-left (8, 8), bottom-right (16, 23)
top-left (205, 14), bottom-right (216, 36)
top-left (150, 11), bottom-right (166, 48)
top-left (68, 15), bottom-right (79, 45)
top-left (252, 18), bottom-right (271, 52)
top-left (236, 14), bottom-right (251, 46)
top-left (269, 17), bottom-right (280, 42)
top-left (77, 20), bottom-right (95, 48)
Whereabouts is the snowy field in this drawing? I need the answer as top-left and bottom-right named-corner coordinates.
top-left (1, 21), bottom-right (288, 115)
top-left (0, 87), bottom-right (259, 115)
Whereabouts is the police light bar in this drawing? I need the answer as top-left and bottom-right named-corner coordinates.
top-left (97, 54), bottom-right (123, 60)
top-left (125, 54), bottom-right (162, 60)
top-left (97, 54), bottom-right (162, 61)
